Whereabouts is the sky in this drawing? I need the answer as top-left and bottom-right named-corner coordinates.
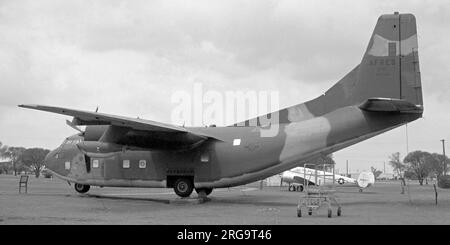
top-left (1, 0), bottom-right (449, 173)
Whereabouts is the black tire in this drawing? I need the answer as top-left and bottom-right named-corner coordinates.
top-left (288, 185), bottom-right (293, 192)
top-left (337, 207), bottom-right (342, 217)
top-left (328, 209), bottom-right (332, 218)
top-left (195, 188), bottom-right (213, 196)
top-left (299, 185), bottom-right (304, 192)
top-left (174, 178), bottom-right (194, 198)
top-left (297, 209), bottom-right (302, 217)
top-left (74, 183), bottom-right (90, 194)
top-left (308, 209), bottom-right (312, 216)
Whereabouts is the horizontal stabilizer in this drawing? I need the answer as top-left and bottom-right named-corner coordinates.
top-left (359, 98), bottom-right (423, 113)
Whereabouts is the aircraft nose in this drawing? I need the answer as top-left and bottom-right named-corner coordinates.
top-left (44, 149), bottom-right (58, 172)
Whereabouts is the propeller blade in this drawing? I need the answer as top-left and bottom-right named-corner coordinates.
top-left (66, 120), bottom-right (83, 133)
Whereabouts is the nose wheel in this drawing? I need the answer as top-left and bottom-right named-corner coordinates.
top-left (74, 183), bottom-right (90, 194)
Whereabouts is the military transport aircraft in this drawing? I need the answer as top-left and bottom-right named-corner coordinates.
top-left (20, 12), bottom-right (423, 198)
top-left (281, 167), bottom-right (375, 192)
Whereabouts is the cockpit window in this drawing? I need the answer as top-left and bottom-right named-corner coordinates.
top-left (60, 139), bottom-right (69, 148)
top-left (62, 139), bottom-right (82, 146)
top-left (58, 138), bottom-right (83, 151)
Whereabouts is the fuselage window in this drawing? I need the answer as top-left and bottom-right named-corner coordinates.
top-left (139, 160), bottom-right (146, 169)
top-left (123, 160), bottom-right (130, 169)
top-left (92, 159), bottom-right (99, 168)
top-left (65, 161), bottom-right (70, 170)
top-left (200, 152), bottom-right (209, 162)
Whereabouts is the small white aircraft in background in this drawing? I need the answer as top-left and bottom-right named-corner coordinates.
top-left (281, 167), bottom-right (375, 192)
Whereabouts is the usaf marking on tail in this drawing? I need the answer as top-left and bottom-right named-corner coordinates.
top-left (20, 12), bottom-right (424, 198)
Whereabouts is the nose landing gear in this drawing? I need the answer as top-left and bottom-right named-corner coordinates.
top-left (74, 183), bottom-right (90, 193)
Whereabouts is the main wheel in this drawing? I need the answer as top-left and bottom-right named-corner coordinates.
top-left (299, 185), bottom-right (304, 192)
top-left (74, 183), bottom-right (90, 194)
top-left (328, 209), bottom-right (332, 218)
top-left (308, 208), bottom-right (312, 216)
top-left (297, 208), bottom-right (302, 217)
top-left (195, 188), bottom-right (213, 196)
top-left (337, 207), bottom-right (342, 217)
top-left (174, 178), bottom-right (194, 198)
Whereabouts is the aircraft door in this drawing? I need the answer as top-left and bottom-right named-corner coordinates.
top-left (90, 158), bottom-right (105, 179)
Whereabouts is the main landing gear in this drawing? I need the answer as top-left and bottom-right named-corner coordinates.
top-left (288, 184), bottom-right (304, 192)
top-left (173, 178), bottom-right (194, 198)
top-left (195, 188), bottom-right (213, 196)
top-left (172, 177), bottom-right (213, 198)
top-left (74, 183), bottom-right (90, 194)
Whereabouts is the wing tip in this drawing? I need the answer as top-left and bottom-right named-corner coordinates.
top-left (18, 104), bottom-right (39, 109)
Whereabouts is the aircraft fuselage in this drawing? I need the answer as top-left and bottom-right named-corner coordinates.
top-left (45, 105), bottom-right (420, 192)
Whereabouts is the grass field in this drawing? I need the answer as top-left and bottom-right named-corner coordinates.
top-left (1, 175), bottom-right (450, 224)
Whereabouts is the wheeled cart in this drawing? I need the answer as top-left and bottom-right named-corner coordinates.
top-left (296, 163), bottom-right (342, 218)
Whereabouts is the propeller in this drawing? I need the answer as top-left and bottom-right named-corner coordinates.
top-left (66, 120), bottom-right (83, 134)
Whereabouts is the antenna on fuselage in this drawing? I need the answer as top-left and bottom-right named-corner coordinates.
top-left (95, 106), bottom-right (99, 113)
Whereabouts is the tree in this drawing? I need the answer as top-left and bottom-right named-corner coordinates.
top-left (431, 153), bottom-right (449, 177)
top-left (389, 152), bottom-right (406, 177)
top-left (404, 170), bottom-right (417, 180)
top-left (388, 152), bottom-right (407, 193)
top-left (0, 141), bottom-right (7, 156)
top-left (307, 154), bottom-right (336, 172)
top-left (19, 148), bottom-right (50, 178)
top-left (403, 151), bottom-right (434, 185)
top-left (0, 146), bottom-right (26, 176)
top-left (370, 166), bottom-right (383, 179)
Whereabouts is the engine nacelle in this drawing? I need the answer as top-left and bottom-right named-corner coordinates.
top-left (76, 141), bottom-right (123, 154)
top-left (83, 125), bottom-right (110, 141)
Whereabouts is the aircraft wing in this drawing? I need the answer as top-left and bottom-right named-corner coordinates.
top-left (19, 104), bottom-right (222, 149)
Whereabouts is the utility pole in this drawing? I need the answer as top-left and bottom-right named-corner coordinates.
top-left (346, 160), bottom-right (349, 177)
top-left (405, 124), bottom-right (409, 154)
top-left (441, 139), bottom-right (446, 176)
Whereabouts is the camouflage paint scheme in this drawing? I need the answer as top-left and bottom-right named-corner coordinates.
top-left (20, 13), bottom-right (423, 196)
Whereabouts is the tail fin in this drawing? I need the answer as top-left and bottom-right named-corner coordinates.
top-left (294, 12), bottom-right (423, 120)
top-left (357, 171), bottom-right (375, 188)
top-left (359, 12), bottom-right (422, 106)
top-left (239, 13), bottom-right (423, 125)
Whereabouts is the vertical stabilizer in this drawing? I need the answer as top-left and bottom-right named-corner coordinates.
top-left (237, 13), bottom-right (423, 125)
